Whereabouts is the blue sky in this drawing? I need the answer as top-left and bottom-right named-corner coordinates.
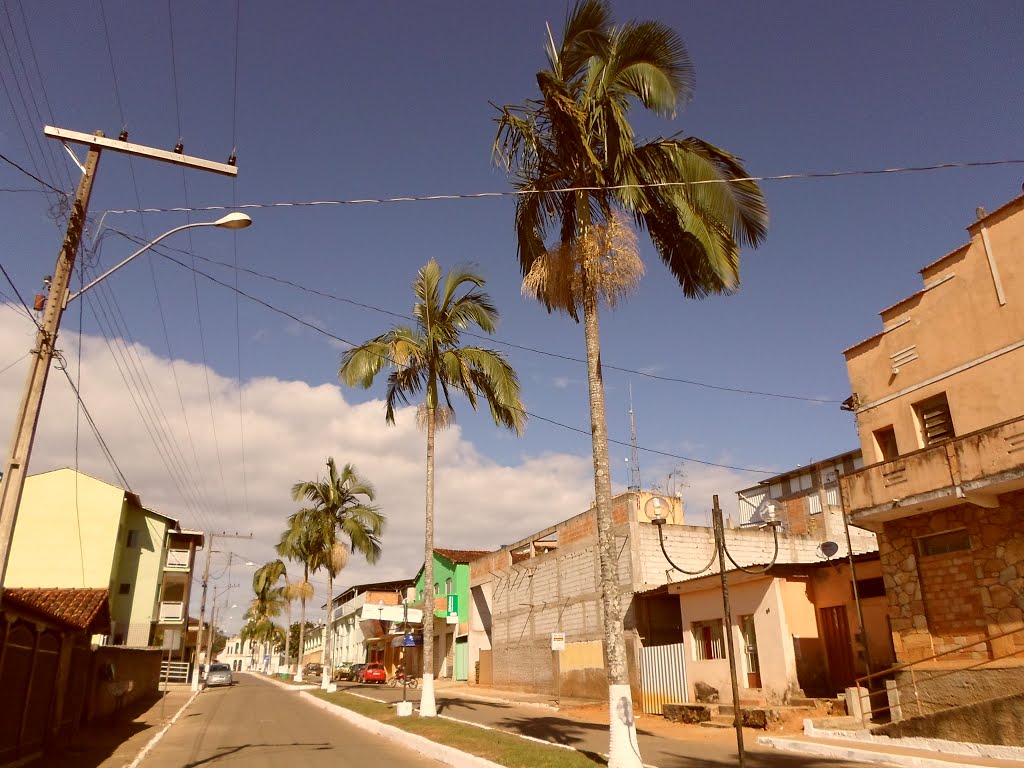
top-left (1, 1), bottom-right (1022, 630)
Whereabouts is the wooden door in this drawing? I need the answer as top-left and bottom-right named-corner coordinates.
top-left (820, 606), bottom-right (855, 692)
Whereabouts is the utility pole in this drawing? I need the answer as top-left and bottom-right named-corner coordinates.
top-left (192, 532), bottom-right (251, 691)
top-left (0, 126), bottom-right (238, 600)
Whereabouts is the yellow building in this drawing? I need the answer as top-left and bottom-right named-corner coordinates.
top-left (841, 193), bottom-right (1024, 713)
top-left (6, 468), bottom-right (203, 647)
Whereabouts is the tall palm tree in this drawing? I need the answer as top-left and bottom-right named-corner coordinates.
top-left (254, 560), bottom-right (288, 673)
top-left (292, 458), bottom-right (383, 689)
top-left (244, 572), bottom-right (287, 673)
top-left (493, 2), bottom-right (767, 765)
top-left (281, 578), bottom-right (311, 673)
top-left (339, 259), bottom-right (526, 717)
top-left (277, 513), bottom-right (317, 681)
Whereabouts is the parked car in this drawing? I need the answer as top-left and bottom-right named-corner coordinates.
top-left (360, 663), bottom-right (387, 684)
top-left (334, 661), bottom-right (352, 680)
top-left (304, 662), bottom-right (323, 676)
top-left (204, 663), bottom-right (233, 688)
top-left (346, 663), bottom-right (366, 681)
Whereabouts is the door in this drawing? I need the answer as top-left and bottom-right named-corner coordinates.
top-left (740, 615), bottom-right (761, 689)
top-left (820, 605), bottom-right (856, 692)
top-left (455, 637), bottom-right (468, 681)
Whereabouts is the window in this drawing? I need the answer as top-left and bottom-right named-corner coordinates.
top-left (854, 577), bottom-right (886, 599)
top-left (692, 619), bottom-right (726, 661)
top-left (917, 528), bottom-right (971, 557)
top-left (118, 583), bottom-right (131, 596)
top-left (433, 582), bottom-right (440, 594)
top-left (874, 426), bottom-right (899, 461)
top-left (125, 529), bottom-right (141, 548)
top-left (445, 577), bottom-right (453, 595)
top-left (914, 393), bottom-right (955, 446)
top-left (807, 493), bottom-right (822, 516)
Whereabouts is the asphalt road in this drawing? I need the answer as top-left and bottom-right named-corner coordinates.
top-left (140, 675), bottom-right (444, 768)
top-left (340, 680), bottom-right (868, 768)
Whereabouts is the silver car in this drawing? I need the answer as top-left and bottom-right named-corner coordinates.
top-left (204, 662), bottom-right (233, 688)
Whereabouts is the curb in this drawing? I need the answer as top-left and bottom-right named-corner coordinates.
top-left (125, 691), bottom-right (199, 768)
top-left (757, 735), bottom-right (1020, 768)
top-left (300, 691), bottom-right (503, 768)
top-left (803, 721), bottom-right (1024, 764)
top-left (241, 670), bottom-right (318, 691)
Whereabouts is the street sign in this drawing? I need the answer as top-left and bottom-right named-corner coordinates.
top-left (403, 633), bottom-right (417, 647)
top-left (161, 629), bottom-right (181, 650)
top-left (551, 632), bottom-right (566, 651)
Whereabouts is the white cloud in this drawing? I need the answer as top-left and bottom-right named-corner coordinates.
top-left (0, 307), bottom-right (593, 630)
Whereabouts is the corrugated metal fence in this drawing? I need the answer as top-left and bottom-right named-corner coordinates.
top-left (639, 642), bottom-right (688, 714)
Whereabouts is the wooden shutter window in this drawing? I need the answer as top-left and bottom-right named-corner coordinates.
top-left (915, 394), bottom-right (955, 446)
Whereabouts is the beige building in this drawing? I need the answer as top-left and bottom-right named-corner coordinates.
top-left (6, 468), bottom-right (203, 648)
top-left (841, 193), bottom-right (1024, 712)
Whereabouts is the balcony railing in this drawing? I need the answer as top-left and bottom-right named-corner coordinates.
top-left (165, 548), bottom-right (191, 571)
top-left (159, 601), bottom-right (184, 623)
top-left (844, 414), bottom-right (1024, 522)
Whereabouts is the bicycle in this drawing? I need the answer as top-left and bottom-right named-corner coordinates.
top-left (387, 672), bottom-right (418, 689)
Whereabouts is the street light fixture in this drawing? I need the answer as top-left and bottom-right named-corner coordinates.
top-left (0, 213), bottom-right (253, 600)
top-left (649, 494), bottom-right (781, 768)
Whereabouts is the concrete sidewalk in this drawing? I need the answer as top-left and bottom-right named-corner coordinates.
top-left (31, 688), bottom-right (194, 768)
top-left (431, 678), bottom-right (602, 711)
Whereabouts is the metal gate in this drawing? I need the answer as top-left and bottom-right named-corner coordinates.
top-left (640, 642), bottom-right (688, 714)
top-left (160, 661), bottom-right (191, 684)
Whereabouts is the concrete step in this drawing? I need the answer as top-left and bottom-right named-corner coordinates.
top-left (700, 714), bottom-right (736, 728)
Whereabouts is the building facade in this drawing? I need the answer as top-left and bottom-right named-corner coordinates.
top-left (415, 549), bottom-right (487, 681)
top-left (841, 194), bottom-right (1024, 712)
top-left (468, 488), bottom-right (877, 705)
top-left (6, 468), bottom-right (203, 649)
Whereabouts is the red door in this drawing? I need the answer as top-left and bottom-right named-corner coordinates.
top-left (820, 606), bottom-right (856, 693)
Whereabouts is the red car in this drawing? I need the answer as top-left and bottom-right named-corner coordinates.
top-left (360, 663), bottom-right (387, 684)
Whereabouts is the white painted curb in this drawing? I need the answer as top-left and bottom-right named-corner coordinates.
top-left (802, 721), bottom-right (1024, 764)
top-left (300, 691), bottom-right (503, 768)
top-left (125, 691), bottom-right (199, 768)
top-left (758, 735), bottom-right (1024, 768)
top-left (241, 670), bottom-right (317, 691)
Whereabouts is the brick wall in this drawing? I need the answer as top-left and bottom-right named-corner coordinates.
top-left (881, 489), bottom-right (1024, 663)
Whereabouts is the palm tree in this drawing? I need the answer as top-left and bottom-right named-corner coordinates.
top-left (493, 2), bottom-right (768, 764)
top-left (292, 458), bottom-right (383, 689)
top-left (254, 560), bottom-right (288, 673)
top-left (339, 259), bottom-right (526, 717)
top-left (277, 514), bottom-right (317, 681)
top-left (281, 579), bottom-right (311, 673)
top-left (243, 571), bottom-right (287, 674)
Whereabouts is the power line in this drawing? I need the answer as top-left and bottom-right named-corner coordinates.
top-left (0, 260), bottom-right (36, 321)
top-left (0, 149), bottom-right (66, 196)
top-left (0, 353), bottom-right (28, 376)
top-left (150, 244), bottom-right (776, 474)
top-left (100, 157), bottom-right (1024, 218)
top-left (54, 354), bottom-right (132, 490)
top-left (110, 228), bottom-right (838, 404)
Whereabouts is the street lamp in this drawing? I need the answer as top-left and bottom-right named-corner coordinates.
top-left (0, 213), bottom-right (253, 598)
top-left (649, 494), bottom-right (780, 768)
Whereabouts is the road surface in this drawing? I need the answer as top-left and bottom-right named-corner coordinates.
top-left (140, 674), bottom-right (443, 768)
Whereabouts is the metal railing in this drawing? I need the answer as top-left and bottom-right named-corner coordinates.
top-left (158, 601), bottom-right (185, 622)
top-left (852, 624), bottom-right (1024, 726)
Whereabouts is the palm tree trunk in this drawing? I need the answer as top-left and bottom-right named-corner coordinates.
top-left (284, 599), bottom-right (292, 677)
top-left (296, 565), bottom-right (309, 682)
top-left (419, 404), bottom-right (437, 716)
top-left (322, 570), bottom-right (333, 689)
top-left (582, 277), bottom-right (642, 768)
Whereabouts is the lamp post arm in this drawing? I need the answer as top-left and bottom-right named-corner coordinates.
top-left (67, 221), bottom-right (213, 302)
top-left (722, 523), bottom-right (781, 575)
top-left (653, 520), bottom-right (718, 575)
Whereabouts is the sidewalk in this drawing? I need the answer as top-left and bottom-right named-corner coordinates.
top-left (32, 687), bottom-right (194, 768)
top-left (431, 678), bottom-right (602, 711)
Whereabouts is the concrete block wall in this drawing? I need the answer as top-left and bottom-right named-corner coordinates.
top-left (634, 521), bottom-right (877, 587)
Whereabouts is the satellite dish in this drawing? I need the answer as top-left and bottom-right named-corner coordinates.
top-left (820, 541), bottom-right (840, 560)
top-left (749, 497), bottom-right (782, 527)
top-left (643, 495), bottom-right (672, 522)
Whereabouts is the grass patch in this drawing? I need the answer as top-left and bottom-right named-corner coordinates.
top-left (313, 690), bottom-right (603, 768)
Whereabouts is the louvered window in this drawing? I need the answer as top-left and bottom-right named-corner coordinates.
top-left (914, 393), bottom-right (955, 446)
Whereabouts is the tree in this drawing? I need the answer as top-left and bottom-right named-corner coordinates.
top-left (493, 2), bottom-right (768, 764)
top-left (254, 560), bottom-right (289, 670)
top-left (277, 514), bottom-right (317, 681)
top-left (291, 458), bottom-right (383, 689)
top-left (287, 620), bottom-right (317, 663)
top-left (339, 259), bottom-right (526, 716)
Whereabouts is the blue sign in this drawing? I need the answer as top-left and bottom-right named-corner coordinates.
top-left (403, 633), bottom-right (416, 647)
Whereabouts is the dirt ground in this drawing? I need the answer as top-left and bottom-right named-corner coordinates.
top-left (556, 701), bottom-right (820, 742)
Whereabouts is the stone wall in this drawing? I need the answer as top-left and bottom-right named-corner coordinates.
top-left (892, 664), bottom-right (1024, 716)
top-left (876, 689), bottom-right (1024, 746)
top-left (880, 490), bottom-right (1024, 662)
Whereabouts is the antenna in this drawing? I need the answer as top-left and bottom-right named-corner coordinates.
top-left (628, 383), bottom-right (640, 492)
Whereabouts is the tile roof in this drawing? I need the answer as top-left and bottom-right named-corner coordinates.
top-left (3, 587), bottom-right (111, 634)
top-left (434, 548), bottom-right (491, 564)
